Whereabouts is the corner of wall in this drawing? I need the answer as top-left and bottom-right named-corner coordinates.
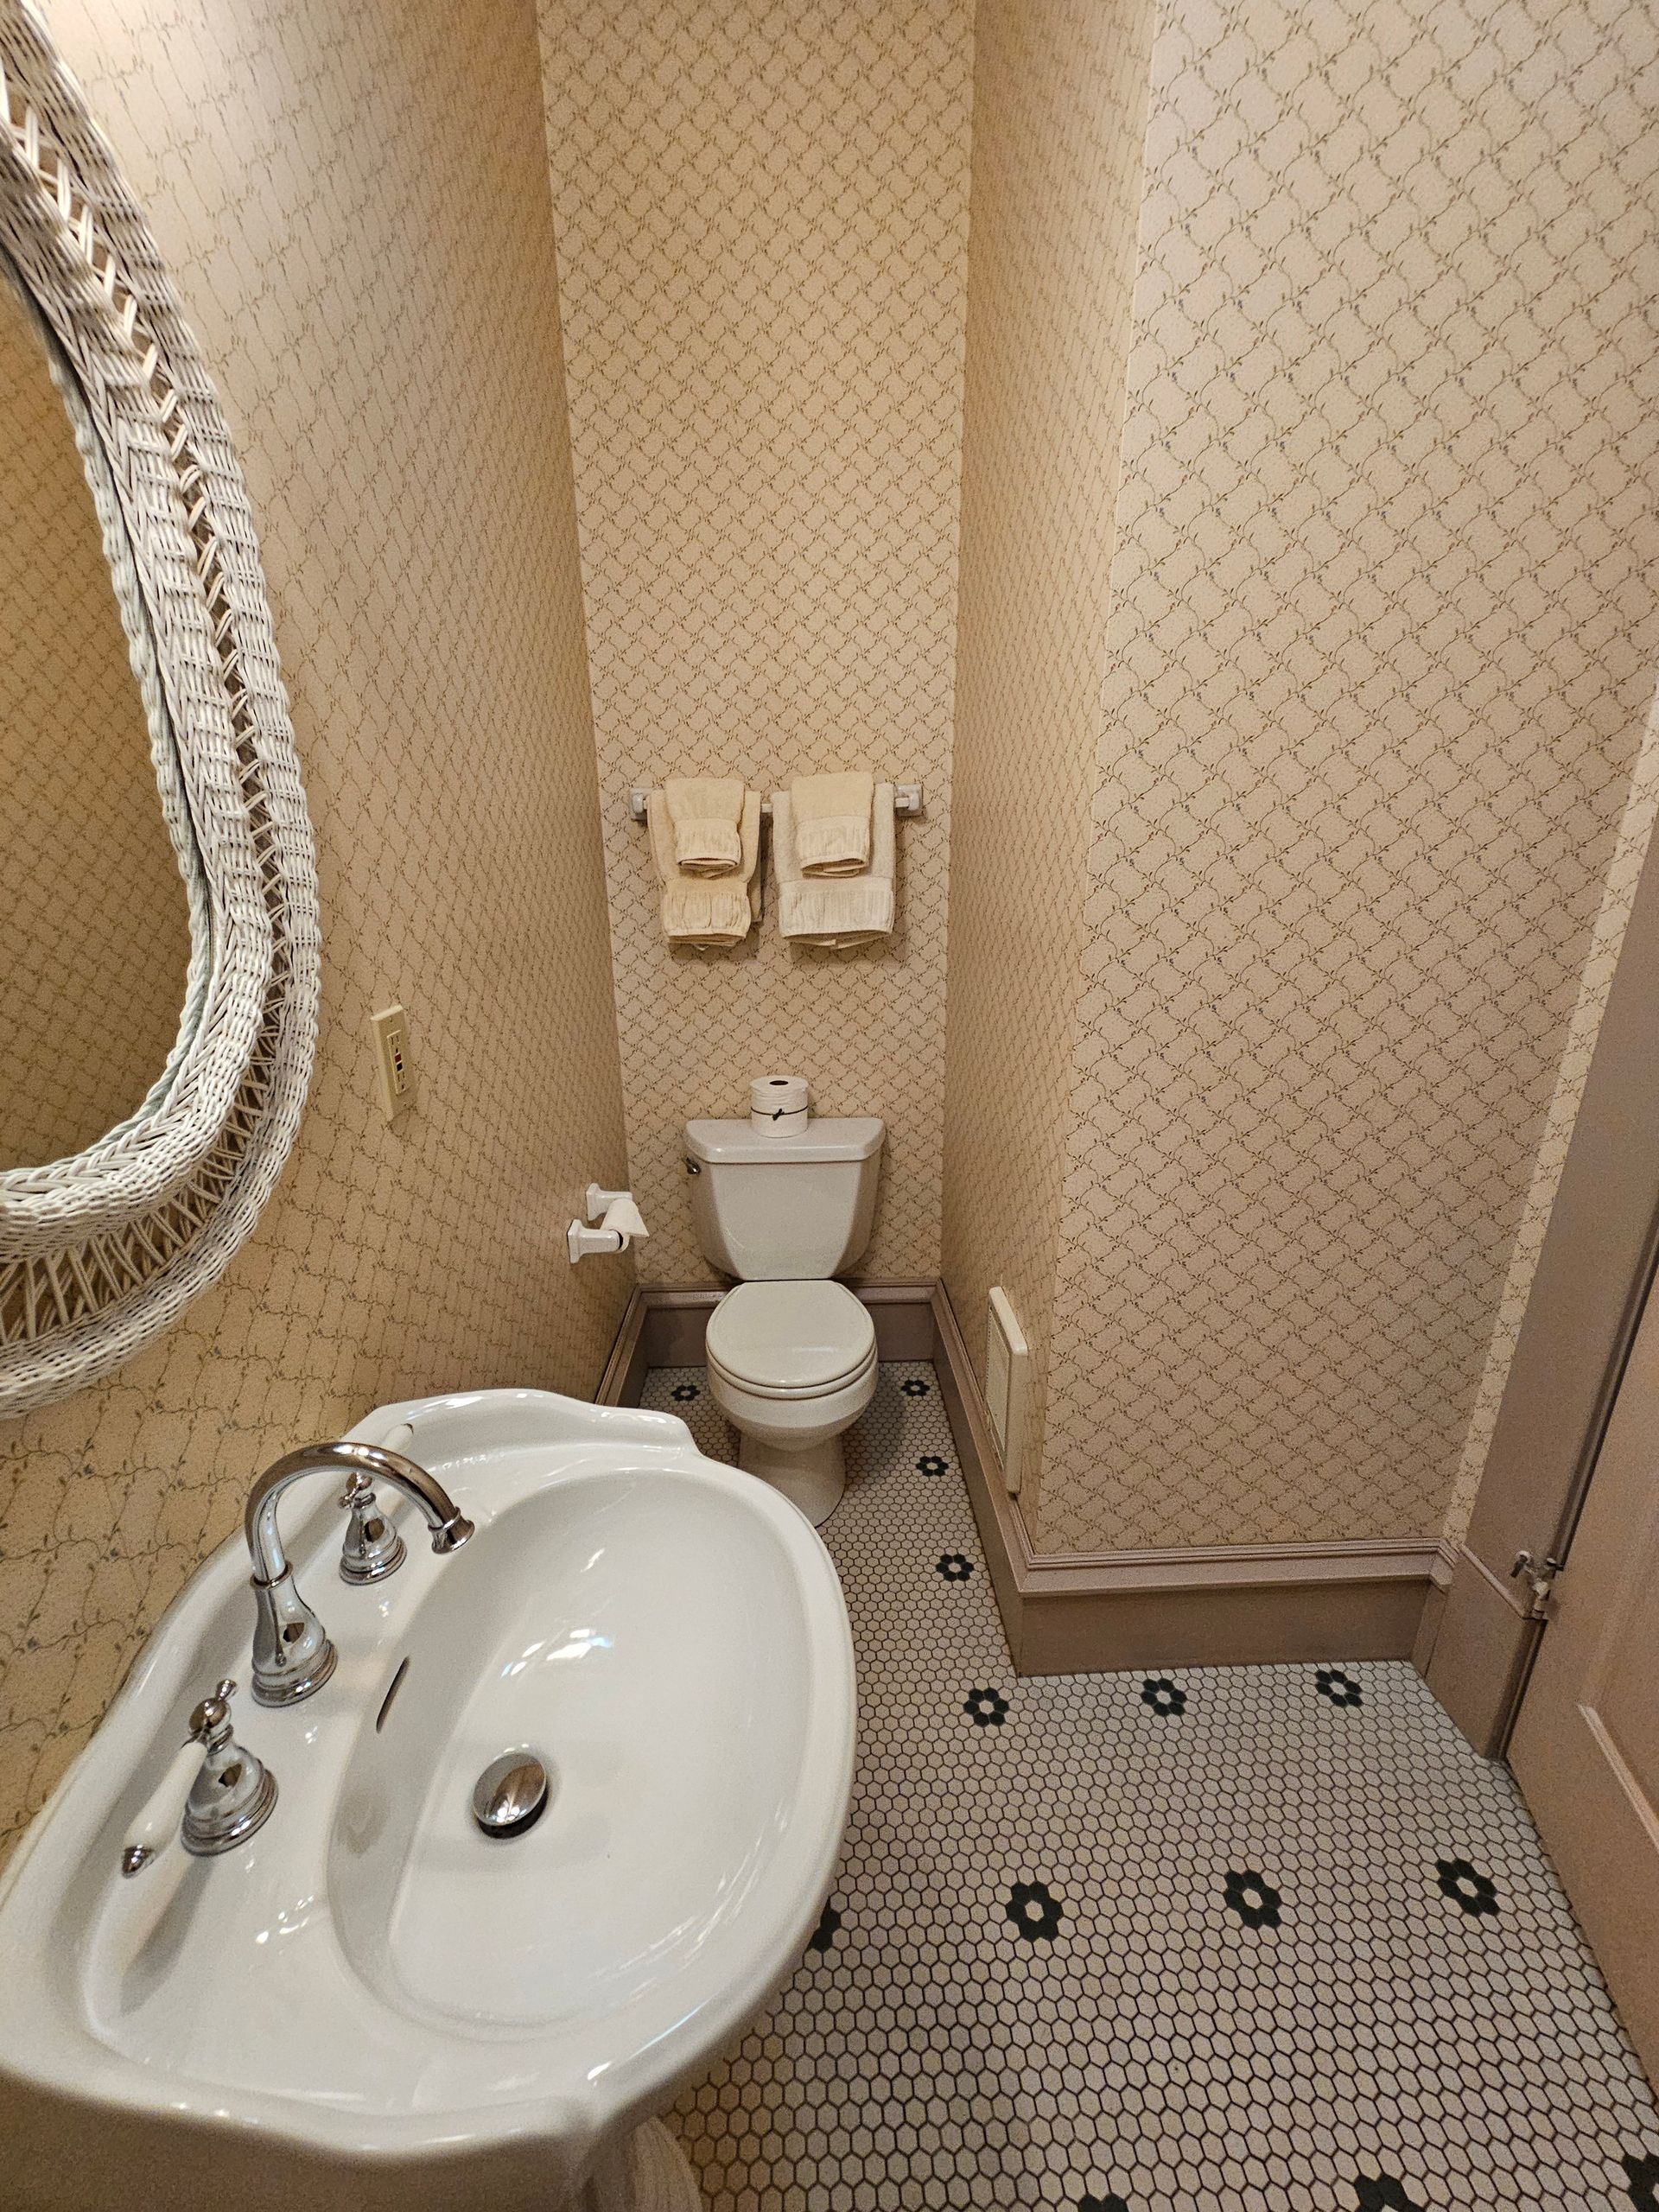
top-left (938, 0), bottom-right (1156, 1512)
top-left (1028, 0), bottom-right (1659, 1560)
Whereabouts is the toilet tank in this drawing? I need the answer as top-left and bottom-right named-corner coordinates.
top-left (683, 1117), bottom-right (884, 1280)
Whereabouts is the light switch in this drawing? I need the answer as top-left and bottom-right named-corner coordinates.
top-left (370, 1003), bottom-right (415, 1122)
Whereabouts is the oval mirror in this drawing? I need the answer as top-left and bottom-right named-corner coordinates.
top-left (0, 9), bottom-right (319, 1417)
top-left (0, 257), bottom-right (194, 1170)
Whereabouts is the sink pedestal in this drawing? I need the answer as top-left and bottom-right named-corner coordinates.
top-left (587, 2120), bottom-right (702, 2211)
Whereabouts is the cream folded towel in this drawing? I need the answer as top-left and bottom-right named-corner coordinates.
top-left (791, 770), bottom-right (873, 876)
top-left (649, 786), bottom-right (761, 946)
top-left (663, 775), bottom-right (745, 874)
top-left (772, 782), bottom-right (893, 948)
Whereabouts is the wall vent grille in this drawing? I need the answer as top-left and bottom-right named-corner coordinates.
top-left (986, 1287), bottom-right (1029, 1497)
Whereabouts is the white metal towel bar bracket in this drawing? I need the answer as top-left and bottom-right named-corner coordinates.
top-left (628, 783), bottom-right (923, 824)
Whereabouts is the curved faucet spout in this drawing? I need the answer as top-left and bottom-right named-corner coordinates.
top-left (245, 1439), bottom-right (474, 1585)
top-left (245, 1439), bottom-right (474, 1707)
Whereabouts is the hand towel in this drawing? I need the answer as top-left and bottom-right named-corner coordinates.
top-left (772, 782), bottom-right (894, 948)
top-left (649, 786), bottom-right (761, 946)
top-left (663, 775), bottom-right (745, 875)
top-left (790, 770), bottom-right (874, 876)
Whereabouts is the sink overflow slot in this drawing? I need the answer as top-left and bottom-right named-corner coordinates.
top-left (374, 1656), bottom-right (410, 1734)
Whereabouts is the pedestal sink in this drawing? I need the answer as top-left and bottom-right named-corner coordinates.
top-left (0, 1389), bottom-right (856, 2211)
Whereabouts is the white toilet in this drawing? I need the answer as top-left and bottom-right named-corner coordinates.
top-left (685, 1112), bottom-right (884, 1524)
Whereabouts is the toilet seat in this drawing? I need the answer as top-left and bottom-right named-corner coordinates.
top-left (706, 1280), bottom-right (875, 1397)
top-left (709, 1340), bottom-right (878, 1405)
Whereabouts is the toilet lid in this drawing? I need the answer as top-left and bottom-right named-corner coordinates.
top-left (706, 1280), bottom-right (876, 1393)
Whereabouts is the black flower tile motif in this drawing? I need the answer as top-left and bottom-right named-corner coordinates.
top-left (916, 1452), bottom-right (950, 1477)
top-left (1316, 1667), bottom-right (1363, 1707)
top-left (1223, 1869), bottom-right (1282, 1929)
top-left (670, 1382), bottom-right (699, 1402)
top-left (964, 1686), bottom-right (1008, 1728)
top-left (899, 1376), bottom-right (930, 1396)
top-left (1140, 1676), bottom-right (1185, 1716)
top-left (936, 1552), bottom-right (973, 1582)
top-left (639, 1361), bottom-right (1659, 2211)
top-left (1355, 2177), bottom-right (1425, 2211)
top-left (1437, 1858), bottom-right (1499, 1916)
top-left (1006, 1879), bottom-right (1063, 1943)
top-left (805, 1901), bottom-right (841, 1955)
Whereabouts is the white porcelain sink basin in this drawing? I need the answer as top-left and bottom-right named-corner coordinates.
top-left (0, 1390), bottom-right (856, 2212)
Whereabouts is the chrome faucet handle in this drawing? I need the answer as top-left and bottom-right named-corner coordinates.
top-left (181, 1677), bottom-right (277, 1857)
top-left (121, 1678), bottom-right (277, 1875)
top-left (339, 1470), bottom-right (408, 1585)
top-left (189, 1679), bottom-right (236, 1738)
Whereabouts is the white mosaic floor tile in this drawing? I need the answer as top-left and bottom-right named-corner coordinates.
top-left (639, 1363), bottom-right (1659, 2212)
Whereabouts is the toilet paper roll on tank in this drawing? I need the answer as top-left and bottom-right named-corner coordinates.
top-left (751, 1075), bottom-right (810, 1137)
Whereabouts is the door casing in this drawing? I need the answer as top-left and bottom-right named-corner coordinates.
top-left (1424, 818), bottom-right (1659, 1755)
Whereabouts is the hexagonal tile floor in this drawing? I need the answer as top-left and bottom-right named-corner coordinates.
top-left (640, 1362), bottom-right (1659, 2212)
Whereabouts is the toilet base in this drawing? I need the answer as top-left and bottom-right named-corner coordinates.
top-left (738, 1430), bottom-right (846, 1526)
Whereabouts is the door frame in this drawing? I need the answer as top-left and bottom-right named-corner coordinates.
top-left (1424, 823), bottom-right (1659, 1756)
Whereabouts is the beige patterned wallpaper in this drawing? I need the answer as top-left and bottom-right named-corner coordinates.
top-left (3, 0), bottom-right (1653, 1870)
top-left (1032, 0), bottom-right (1659, 1553)
top-left (0, 274), bottom-right (191, 1170)
top-left (537, 0), bottom-right (972, 1286)
top-left (940, 0), bottom-right (1154, 1494)
top-left (0, 0), bottom-right (630, 1859)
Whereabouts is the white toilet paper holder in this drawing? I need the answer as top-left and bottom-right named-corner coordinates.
top-left (567, 1185), bottom-right (650, 1263)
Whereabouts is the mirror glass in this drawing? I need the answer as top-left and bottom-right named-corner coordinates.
top-left (0, 257), bottom-right (194, 1171)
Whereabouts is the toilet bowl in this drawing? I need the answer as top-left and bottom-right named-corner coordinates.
top-left (683, 1108), bottom-right (885, 1526)
top-left (705, 1280), bottom-right (878, 1523)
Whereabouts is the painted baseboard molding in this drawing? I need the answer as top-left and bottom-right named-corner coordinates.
top-left (594, 1286), bottom-right (652, 1408)
top-left (1421, 1541), bottom-right (1542, 1756)
top-left (598, 1276), bottom-right (1452, 1677)
top-left (928, 1281), bottom-right (1451, 1675)
top-left (595, 1280), bottom-right (938, 1395)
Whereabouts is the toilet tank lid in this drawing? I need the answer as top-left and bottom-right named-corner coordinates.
top-left (684, 1116), bottom-right (885, 1165)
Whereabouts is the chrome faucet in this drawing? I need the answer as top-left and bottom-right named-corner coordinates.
top-left (121, 1678), bottom-right (276, 1873)
top-left (245, 1439), bottom-right (474, 1707)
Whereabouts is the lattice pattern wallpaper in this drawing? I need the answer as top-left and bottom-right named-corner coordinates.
top-left (0, 276), bottom-right (190, 1170)
top-left (0, 0), bottom-right (630, 1859)
top-left (1032, 0), bottom-right (1659, 1553)
top-left (940, 0), bottom-right (1155, 1497)
top-left (5, 0), bottom-right (1656, 1878)
top-left (537, 0), bottom-right (973, 1286)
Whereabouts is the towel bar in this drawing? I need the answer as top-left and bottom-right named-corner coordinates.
top-left (628, 783), bottom-right (922, 824)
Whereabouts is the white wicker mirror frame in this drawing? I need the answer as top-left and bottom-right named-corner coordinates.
top-left (0, 3), bottom-right (319, 1417)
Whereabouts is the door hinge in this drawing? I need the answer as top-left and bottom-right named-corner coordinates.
top-left (1510, 1548), bottom-right (1565, 1619)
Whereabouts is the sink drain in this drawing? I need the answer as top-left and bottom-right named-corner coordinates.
top-left (471, 1751), bottom-right (550, 1839)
